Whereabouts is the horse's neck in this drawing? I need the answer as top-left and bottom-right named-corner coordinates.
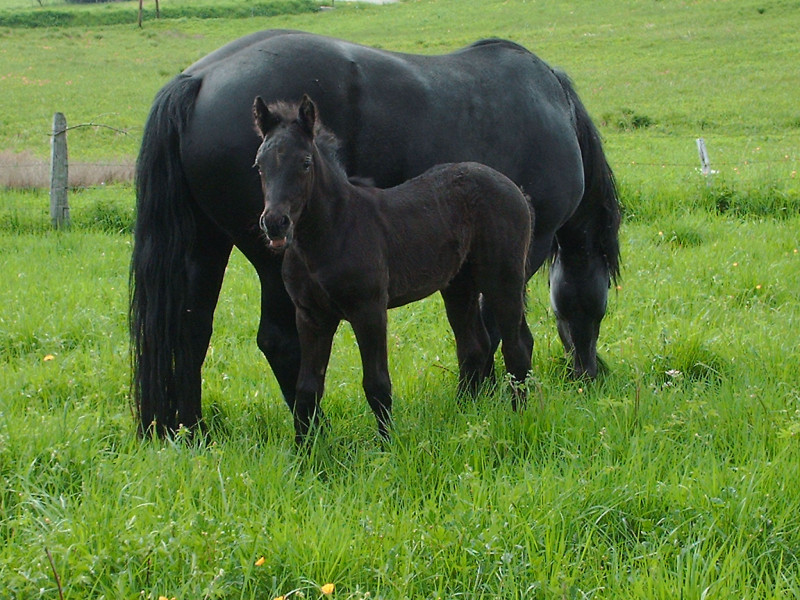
top-left (295, 165), bottom-right (351, 248)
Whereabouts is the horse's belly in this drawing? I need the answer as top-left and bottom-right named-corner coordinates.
top-left (386, 253), bottom-right (464, 309)
top-left (387, 285), bottom-right (441, 309)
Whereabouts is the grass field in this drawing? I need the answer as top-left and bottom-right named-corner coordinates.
top-left (1, 0), bottom-right (800, 598)
top-left (1, 0), bottom-right (798, 204)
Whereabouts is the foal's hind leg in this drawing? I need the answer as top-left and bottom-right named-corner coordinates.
top-left (480, 237), bottom-right (552, 387)
top-left (441, 274), bottom-right (492, 397)
top-left (482, 279), bottom-right (533, 410)
top-left (349, 307), bottom-right (393, 440)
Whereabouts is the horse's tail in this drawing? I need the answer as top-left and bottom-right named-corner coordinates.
top-left (554, 70), bottom-right (622, 283)
top-left (130, 73), bottom-right (203, 436)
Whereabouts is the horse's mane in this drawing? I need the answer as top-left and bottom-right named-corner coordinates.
top-left (314, 127), bottom-right (347, 182)
top-left (267, 100), bottom-right (348, 182)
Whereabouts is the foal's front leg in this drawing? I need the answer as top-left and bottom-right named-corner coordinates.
top-left (349, 307), bottom-right (393, 440)
top-left (294, 308), bottom-right (338, 445)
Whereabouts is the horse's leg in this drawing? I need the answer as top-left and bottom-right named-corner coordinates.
top-left (293, 308), bottom-right (338, 445)
top-left (481, 275), bottom-right (533, 410)
top-left (549, 232), bottom-right (609, 379)
top-left (549, 69), bottom-right (621, 379)
top-left (480, 236), bottom-right (552, 384)
top-left (253, 258), bottom-right (303, 414)
top-left (176, 217), bottom-right (233, 431)
top-left (441, 275), bottom-right (492, 397)
top-left (477, 298), bottom-right (498, 385)
top-left (349, 307), bottom-right (393, 440)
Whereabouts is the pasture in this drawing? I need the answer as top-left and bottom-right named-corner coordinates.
top-left (1, 0), bottom-right (799, 598)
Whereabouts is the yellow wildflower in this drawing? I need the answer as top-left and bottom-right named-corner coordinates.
top-left (255, 556), bottom-right (266, 566)
top-left (321, 583), bottom-right (335, 595)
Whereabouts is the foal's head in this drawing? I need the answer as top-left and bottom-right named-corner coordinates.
top-left (252, 94), bottom-right (320, 251)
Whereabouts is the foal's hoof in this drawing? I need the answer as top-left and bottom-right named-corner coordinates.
top-left (570, 354), bottom-right (608, 380)
top-left (292, 407), bottom-right (327, 447)
top-left (510, 388), bottom-right (528, 412)
top-left (376, 418), bottom-right (393, 446)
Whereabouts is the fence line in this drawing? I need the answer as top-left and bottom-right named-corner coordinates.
top-left (1, 116), bottom-right (797, 234)
top-left (1, 153), bottom-right (791, 175)
top-left (49, 112), bottom-right (69, 228)
top-left (15, 160), bottom-right (787, 170)
top-left (0, 116), bottom-right (796, 196)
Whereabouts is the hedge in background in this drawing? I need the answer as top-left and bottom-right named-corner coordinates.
top-left (0, 0), bottom-right (320, 27)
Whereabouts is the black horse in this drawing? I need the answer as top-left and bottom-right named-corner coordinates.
top-left (131, 30), bottom-right (621, 436)
top-left (253, 95), bottom-right (534, 442)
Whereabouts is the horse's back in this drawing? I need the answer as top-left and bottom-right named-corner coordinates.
top-left (404, 161), bottom-right (531, 226)
top-left (384, 162), bottom-right (532, 268)
top-left (439, 162), bottom-right (533, 266)
top-left (175, 31), bottom-right (581, 252)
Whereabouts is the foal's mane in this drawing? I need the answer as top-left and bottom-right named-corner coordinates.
top-left (267, 100), bottom-right (348, 183)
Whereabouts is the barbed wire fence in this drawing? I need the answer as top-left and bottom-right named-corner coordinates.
top-left (1, 113), bottom-right (136, 233)
top-left (1, 114), bottom-right (797, 232)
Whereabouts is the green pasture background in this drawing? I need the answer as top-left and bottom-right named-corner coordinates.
top-left (1, 0), bottom-right (799, 598)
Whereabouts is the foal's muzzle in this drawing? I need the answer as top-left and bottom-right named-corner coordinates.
top-left (259, 212), bottom-right (292, 250)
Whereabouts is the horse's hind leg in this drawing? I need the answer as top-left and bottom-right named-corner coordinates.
top-left (349, 307), bottom-right (393, 440)
top-left (549, 237), bottom-right (609, 379)
top-left (177, 219), bottom-right (233, 431)
top-left (441, 274), bottom-right (492, 397)
top-left (481, 277), bottom-right (533, 409)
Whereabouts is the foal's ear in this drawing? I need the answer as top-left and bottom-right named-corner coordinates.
top-left (297, 94), bottom-right (317, 138)
top-left (253, 96), bottom-right (280, 138)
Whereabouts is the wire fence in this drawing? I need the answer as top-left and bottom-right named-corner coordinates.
top-left (0, 156), bottom-right (135, 189)
top-left (1, 116), bottom-right (797, 233)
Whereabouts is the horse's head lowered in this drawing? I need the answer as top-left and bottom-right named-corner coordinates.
top-left (252, 94), bottom-right (319, 251)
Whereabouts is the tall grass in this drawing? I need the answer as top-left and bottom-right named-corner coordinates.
top-left (0, 185), bottom-right (134, 233)
top-left (2, 0), bottom-right (800, 597)
top-left (0, 150), bottom-right (133, 189)
top-left (1, 216), bottom-right (799, 597)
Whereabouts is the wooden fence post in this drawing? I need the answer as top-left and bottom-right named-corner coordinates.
top-left (50, 112), bottom-right (70, 229)
top-left (139, 0), bottom-right (159, 27)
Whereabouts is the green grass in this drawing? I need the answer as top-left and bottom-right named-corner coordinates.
top-left (1, 0), bottom-right (797, 206)
top-left (1, 218), bottom-right (799, 598)
top-left (0, 185), bottom-right (134, 233)
top-left (2, 0), bottom-right (800, 597)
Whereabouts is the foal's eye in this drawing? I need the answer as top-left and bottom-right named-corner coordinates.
top-left (302, 155), bottom-right (312, 172)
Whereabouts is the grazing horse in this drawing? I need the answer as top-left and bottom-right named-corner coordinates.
top-left (253, 95), bottom-right (534, 442)
top-left (130, 30), bottom-right (621, 436)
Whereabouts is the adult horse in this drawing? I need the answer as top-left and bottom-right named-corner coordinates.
top-left (131, 30), bottom-right (621, 436)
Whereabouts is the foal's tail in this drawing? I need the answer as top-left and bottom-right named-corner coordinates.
top-left (553, 70), bottom-right (622, 283)
top-left (130, 74), bottom-right (203, 436)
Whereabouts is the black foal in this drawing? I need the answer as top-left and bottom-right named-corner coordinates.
top-left (253, 95), bottom-right (534, 443)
